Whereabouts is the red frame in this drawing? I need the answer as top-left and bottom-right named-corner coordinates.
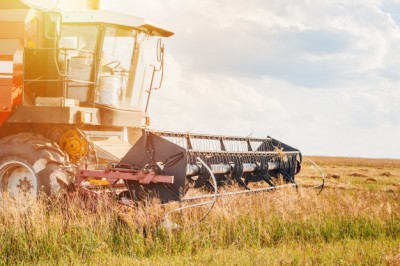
top-left (0, 43), bottom-right (23, 126)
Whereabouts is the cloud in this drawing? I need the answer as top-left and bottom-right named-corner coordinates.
top-left (106, 0), bottom-right (399, 87)
top-left (148, 54), bottom-right (288, 137)
top-left (99, 0), bottom-right (400, 158)
top-left (341, 82), bottom-right (400, 128)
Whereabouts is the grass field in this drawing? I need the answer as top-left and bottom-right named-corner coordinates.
top-left (0, 156), bottom-right (399, 265)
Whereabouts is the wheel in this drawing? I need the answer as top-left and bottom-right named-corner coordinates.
top-left (0, 133), bottom-right (74, 201)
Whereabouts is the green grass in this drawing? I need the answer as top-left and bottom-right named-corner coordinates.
top-left (0, 156), bottom-right (400, 265)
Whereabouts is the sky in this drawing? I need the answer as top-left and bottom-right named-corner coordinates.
top-left (56, 0), bottom-right (400, 158)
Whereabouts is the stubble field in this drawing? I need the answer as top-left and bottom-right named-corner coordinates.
top-left (0, 156), bottom-right (399, 265)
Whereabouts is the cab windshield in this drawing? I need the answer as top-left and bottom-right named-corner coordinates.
top-left (96, 26), bottom-right (137, 109)
top-left (59, 24), bottom-right (153, 111)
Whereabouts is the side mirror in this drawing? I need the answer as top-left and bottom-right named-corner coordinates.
top-left (156, 38), bottom-right (164, 63)
top-left (154, 38), bottom-right (165, 90)
top-left (44, 12), bottom-right (62, 40)
top-left (144, 38), bottom-right (165, 113)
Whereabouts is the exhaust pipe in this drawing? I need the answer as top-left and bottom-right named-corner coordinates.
top-left (87, 0), bottom-right (100, 10)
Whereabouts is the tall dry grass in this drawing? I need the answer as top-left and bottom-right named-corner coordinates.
top-left (0, 187), bottom-right (399, 265)
top-left (0, 156), bottom-right (400, 264)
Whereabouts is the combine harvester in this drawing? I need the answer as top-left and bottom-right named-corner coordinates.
top-left (0, 0), bottom-right (318, 206)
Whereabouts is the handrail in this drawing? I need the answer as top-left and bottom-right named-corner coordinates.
top-left (24, 78), bottom-right (95, 85)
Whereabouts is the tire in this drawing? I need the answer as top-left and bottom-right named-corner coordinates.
top-left (0, 133), bottom-right (74, 200)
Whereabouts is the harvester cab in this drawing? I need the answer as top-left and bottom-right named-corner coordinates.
top-left (0, 0), bottom-right (315, 206)
top-left (56, 11), bottom-right (169, 114)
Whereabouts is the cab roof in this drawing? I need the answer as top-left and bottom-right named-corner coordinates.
top-left (62, 10), bottom-right (174, 37)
